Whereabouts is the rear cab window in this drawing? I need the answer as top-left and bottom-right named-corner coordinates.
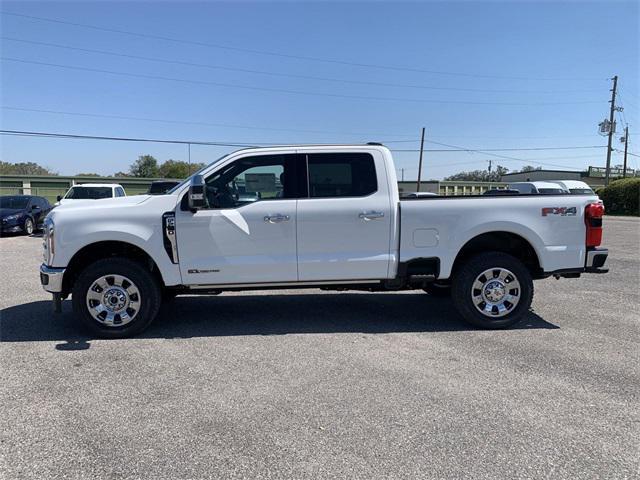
top-left (307, 152), bottom-right (377, 198)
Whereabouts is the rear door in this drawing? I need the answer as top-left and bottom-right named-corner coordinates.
top-left (296, 151), bottom-right (394, 281)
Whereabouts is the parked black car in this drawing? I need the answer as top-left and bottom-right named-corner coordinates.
top-left (147, 180), bottom-right (180, 195)
top-left (0, 195), bottom-right (52, 235)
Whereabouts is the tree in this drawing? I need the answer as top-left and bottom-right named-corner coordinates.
top-left (157, 159), bottom-right (207, 178)
top-left (444, 165), bottom-right (508, 182)
top-left (158, 160), bottom-right (189, 179)
top-left (129, 155), bottom-right (159, 178)
top-left (113, 171), bottom-right (129, 177)
top-left (0, 161), bottom-right (57, 176)
top-left (517, 165), bottom-right (542, 173)
top-left (76, 172), bottom-right (100, 177)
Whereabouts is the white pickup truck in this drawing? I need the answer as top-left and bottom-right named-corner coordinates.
top-left (40, 144), bottom-right (609, 338)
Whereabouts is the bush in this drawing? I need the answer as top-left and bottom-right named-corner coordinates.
top-left (598, 177), bottom-right (640, 216)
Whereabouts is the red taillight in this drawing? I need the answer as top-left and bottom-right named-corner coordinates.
top-left (585, 203), bottom-right (604, 247)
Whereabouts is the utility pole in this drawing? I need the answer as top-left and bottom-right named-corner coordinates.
top-left (188, 143), bottom-right (192, 175)
top-left (622, 125), bottom-right (629, 178)
top-left (605, 75), bottom-right (618, 186)
top-left (416, 127), bottom-right (425, 192)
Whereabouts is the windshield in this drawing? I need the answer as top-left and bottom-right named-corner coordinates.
top-left (0, 196), bottom-right (29, 209)
top-left (65, 186), bottom-right (113, 199)
top-left (166, 153), bottom-right (232, 194)
top-left (538, 188), bottom-right (567, 194)
top-left (569, 188), bottom-right (594, 194)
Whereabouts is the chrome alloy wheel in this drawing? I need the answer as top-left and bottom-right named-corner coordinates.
top-left (85, 274), bottom-right (141, 327)
top-left (471, 268), bottom-right (521, 318)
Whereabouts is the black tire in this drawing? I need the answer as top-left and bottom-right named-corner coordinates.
top-left (423, 282), bottom-right (451, 297)
top-left (23, 217), bottom-right (34, 235)
top-left (451, 252), bottom-right (533, 329)
top-left (162, 288), bottom-right (179, 303)
top-left (72, 257), bottom-right (162, 338)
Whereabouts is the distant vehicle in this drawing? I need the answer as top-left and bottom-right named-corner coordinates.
top-left (0, 195), bottom-right (52, 235)
top-left (147, 180), bottom-right (180, 195)
top-left (483, 189), bottom-right (521, 196)
top-left (402, 192), bottom-right (438, 198)
top-left (56, 184), bottom-right (126, 205)
top-left (508, 182), bottom-right (569, 195)
top-left (549, 180), bottom-right (595, 195)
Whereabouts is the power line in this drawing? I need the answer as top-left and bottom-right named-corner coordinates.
top-left (391, 145), bottom-right (605, 152)
top-left (1, 106), bottom-right (415, 138)
top-left (0, 129), bottom-right (260, 147)
top-left (0, 11), bottom-right (607, 82)
top-left (0, 37), bottom-right (605, 95)
top-left (0, 128), bottom-right (594, 169)
top-left (2, 106), bottom-right (603, 141)
top-left (2, 57), bottom-right (605, 106)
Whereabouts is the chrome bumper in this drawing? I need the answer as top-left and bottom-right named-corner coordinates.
top-left (40, 264), bottom-right (65, 293)
top-left (585, 248), bottom-right (608, 273)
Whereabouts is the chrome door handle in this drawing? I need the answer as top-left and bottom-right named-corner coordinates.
top-left (264, 214), bottom-right (290, 223)
top-left (359, 211), bottom-right (385, 220)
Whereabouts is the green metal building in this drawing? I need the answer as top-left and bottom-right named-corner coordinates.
top-left (1, 175), bottom-right (507, 202)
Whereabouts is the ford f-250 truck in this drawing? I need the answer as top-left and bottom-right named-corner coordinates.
top-left (39, 144), bottom-right (609, 338)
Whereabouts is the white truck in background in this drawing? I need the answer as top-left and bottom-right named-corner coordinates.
top-left (40, 144), bottom-right (609, 338)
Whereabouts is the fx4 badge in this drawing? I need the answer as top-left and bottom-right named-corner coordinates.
top-left (541, 207), bottom-right (577, 216)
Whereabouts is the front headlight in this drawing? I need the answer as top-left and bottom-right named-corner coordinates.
top-left (43, 217), bottom-right (55, 265)
top-left (3, 214), bottom-right (21, 222)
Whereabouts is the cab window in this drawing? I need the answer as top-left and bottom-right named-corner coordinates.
top-left (307, 153), bottom-right (377, 198)
top-left (204, 154), bottom-right (297, 209)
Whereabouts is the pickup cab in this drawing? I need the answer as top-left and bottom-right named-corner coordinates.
top-left (39, 144), bottom-right (609, 338)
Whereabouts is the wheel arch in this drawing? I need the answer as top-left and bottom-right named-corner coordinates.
top-left (62, 240), bottom-right (165, 297)
top-left (451, 231), bottom-right (543, 280)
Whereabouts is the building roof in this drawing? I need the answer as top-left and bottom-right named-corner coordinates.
top-left (501, 169), bottom-right (583, 177)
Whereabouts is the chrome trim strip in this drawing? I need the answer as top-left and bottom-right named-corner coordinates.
top-left (188, 279), bottom-right (380, 289)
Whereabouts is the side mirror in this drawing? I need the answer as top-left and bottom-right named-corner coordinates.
top-left (188, 175), bottom-right (207, 211)
top-left (31, 205), bottom-right (39, 210)
top-left (56, 195), bottom-right (62, 202)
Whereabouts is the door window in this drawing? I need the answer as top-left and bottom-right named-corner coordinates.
top-left (204, 154), bottom-right (297, 209)
top-left (307, 153), bottom-right (377, 198)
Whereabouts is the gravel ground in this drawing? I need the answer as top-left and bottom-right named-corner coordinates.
top-left (1, 216), bottom-right (638, 479)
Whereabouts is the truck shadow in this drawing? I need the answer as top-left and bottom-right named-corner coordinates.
top-left (0, 292), bottom-right (558, 348)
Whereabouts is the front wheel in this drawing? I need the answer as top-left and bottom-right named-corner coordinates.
top-left (72, 257), bottom-right (162, 338)
top-left (451, 252), bottom-right (533, 329)
top-left (23, 217), bottom-right (34, 235)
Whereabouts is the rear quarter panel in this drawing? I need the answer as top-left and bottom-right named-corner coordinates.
top-left (400, 195), bottom-right (599, 279)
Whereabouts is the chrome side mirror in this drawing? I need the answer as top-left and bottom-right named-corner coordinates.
top-left (188, 175), bottom-right (207, 211)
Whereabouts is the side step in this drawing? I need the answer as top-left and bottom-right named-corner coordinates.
top-left (409, 274), bottom-right (436, 286)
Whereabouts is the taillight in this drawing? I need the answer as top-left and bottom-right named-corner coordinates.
top-left (585, 202), bottom-right (604, 247)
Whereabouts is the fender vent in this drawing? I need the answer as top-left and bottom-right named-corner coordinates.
top-left (162, 212), bottom-right (179, 264)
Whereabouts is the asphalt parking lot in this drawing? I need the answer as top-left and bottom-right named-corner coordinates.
top-left (1, 216), bottom-right (638, 479)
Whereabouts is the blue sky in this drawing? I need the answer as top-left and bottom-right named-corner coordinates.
top-left (1, 1), bottom-right (638, 178)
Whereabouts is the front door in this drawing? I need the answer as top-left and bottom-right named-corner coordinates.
top-left (176, 153), bottom-right (300, 286)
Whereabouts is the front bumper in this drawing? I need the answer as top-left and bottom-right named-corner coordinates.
top-left (40, 264), bottom-right (65, 293)
top-left (585, 247), bottom-right (609, 273)
top-left (0, 222), bottom-right (23, 233)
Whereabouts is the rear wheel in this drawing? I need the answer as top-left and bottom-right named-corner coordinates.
top-left (72, 257), bottom-right (162, 338)
top-left (452, 252), bottom-right (533, 329)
